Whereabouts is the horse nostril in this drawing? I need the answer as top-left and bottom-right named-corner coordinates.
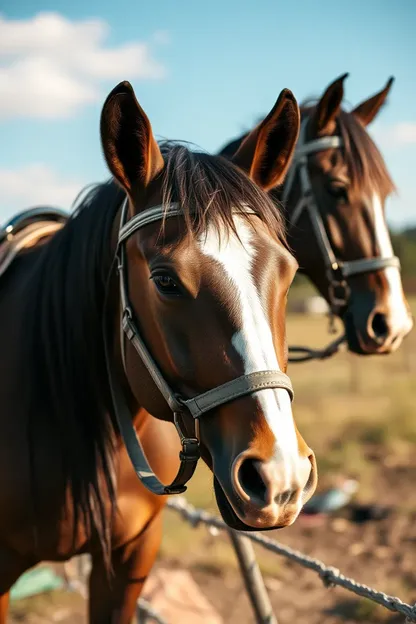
top-left (302, 453), bottom-right (318, 501)
top-left (238, 458), bottom-right (267, 504)
top-left (235, 453), bottom-right (317, 510)
top-left (371, 312), bottom-right (389, 340)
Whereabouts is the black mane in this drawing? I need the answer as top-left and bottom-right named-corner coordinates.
top-left (219, 106), bottom-right (395, 203)
top-left (26, 180), bottom-right (123, 567)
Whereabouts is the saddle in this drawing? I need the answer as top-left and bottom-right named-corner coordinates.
top-left (0, 207), bottom-right (69, 280)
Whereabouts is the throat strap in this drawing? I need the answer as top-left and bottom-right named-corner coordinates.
top-left (106, 354), bottom-right (199, 495)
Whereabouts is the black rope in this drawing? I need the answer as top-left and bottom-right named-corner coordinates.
top-left (288, 334), bottom-right (346, 363)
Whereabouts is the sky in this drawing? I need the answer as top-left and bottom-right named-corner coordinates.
top-left (0, 0), bottom-right (415, 228)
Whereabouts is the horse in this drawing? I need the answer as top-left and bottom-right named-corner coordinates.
top-left (220, 74), bottom-right (413, 356)
top-left (0, 82), bottom-right (317, 623)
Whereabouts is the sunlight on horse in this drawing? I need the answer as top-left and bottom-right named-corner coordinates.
top-left (0, 83), bottom-right (316, 623)
top-left (220, 74), bottom-right (413, 355)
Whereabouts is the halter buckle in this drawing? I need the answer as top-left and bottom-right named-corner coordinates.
top-left (328, 279), bottom-right (350, 309)
top-left (180, 438), bottom-right (200, 462)
top-left (327, 263), bottom-right (350, 311)
top-left (174, 411), bottom-right (200, 460)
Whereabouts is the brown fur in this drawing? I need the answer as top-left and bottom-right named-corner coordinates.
top-left (0, 81), bottom-right (314, 623)
top-left (219, 75), bottom-right (412, 355)
top-left (302, 104), bottom-right (395, 203)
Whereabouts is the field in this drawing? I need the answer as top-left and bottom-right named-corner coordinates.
top-left (9, 295), bottom-right (416, 623)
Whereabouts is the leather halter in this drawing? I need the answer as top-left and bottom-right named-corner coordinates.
top-left (282, 118), bottom-right (401, 316)
top-left (105, 198), bottom-right (294, 496)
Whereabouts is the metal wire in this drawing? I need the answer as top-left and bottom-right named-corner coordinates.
top-left (167, 498), bottom-right (416, 622)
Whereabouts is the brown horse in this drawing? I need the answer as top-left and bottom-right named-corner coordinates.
top-left (0, 82), bottom-right (317, 622)
top-left (220, 74), bottom-right (413, 355)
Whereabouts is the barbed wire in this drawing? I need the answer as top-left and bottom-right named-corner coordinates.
top-left (166, 497), bottom-right (416, 623)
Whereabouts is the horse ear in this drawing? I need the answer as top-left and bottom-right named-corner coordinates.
top-left (311, 73), bottom-right (349, 135)
top-left (100, 81), bottom-right (164, 193)
top-left (352, 77), bottom-right (394, 126)
top-left (231, 89), bottom-right (300, 191)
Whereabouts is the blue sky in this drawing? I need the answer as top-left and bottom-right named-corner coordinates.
top-left (1, 0), bottom-right (415, 227)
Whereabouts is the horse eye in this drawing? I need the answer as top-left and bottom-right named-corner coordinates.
top-left (152, 273), bottom-right (181, 296)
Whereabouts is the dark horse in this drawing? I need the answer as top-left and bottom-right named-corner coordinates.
top-left (0, 82), bottom-right (317, 622)
top-left (220, 74), bottom-right (413, 355)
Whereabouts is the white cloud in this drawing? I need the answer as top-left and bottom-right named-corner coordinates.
top-left (0, 164), bottom-right (82, 216)
top-left (371, 122), bottom-right (416, 148)
top-left (0, 13), bottom-right (167, 119)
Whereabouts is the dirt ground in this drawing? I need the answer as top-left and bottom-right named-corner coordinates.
top-left (191, 465), bottom-right (416, 624)
top-left (8, 461), bottom-right (416, 624)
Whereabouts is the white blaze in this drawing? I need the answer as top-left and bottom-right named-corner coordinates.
top-left (371, 194), bottom-right (412, 335)
top-left (198, 216), bottom-right (298, 482)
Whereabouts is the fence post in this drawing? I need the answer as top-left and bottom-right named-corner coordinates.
top-left (228, 529), bottom-right (278, 624)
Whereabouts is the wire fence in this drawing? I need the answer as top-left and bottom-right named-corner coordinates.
top-left (164, 497), bottom-right (416, 623)
top-left (64, 496), bottom-right (416, 623)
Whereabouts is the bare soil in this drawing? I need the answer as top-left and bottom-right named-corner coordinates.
top-left (8, 462), bottom-right (416, 624)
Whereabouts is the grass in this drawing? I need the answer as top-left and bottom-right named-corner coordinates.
top-left (160, 295), bottom-right (416, 569)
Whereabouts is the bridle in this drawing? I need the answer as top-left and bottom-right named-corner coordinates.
top-left (104, 198), bottom-right (294, 496)
top-left (283, 117), bottom-right (401, 362)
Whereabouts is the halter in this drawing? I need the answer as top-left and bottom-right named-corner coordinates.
top-left (105, 198), bottom-right (294, 496)
top-left (283, 118), bottom-right (400, 361)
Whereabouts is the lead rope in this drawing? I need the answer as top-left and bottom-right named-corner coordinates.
top-left (288, 332), bottom-right (346, 363)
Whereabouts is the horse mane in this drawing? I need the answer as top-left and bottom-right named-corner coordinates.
top-left (300, 102), bottom-right (396, 202)
top-left (26, 180), bottom-right (124, 570)
top-left (25, 143), bottom-right (285, 570)
top-left (160, 142), bottom-right (287, 245)
top-left (219, 105), bottom-right (395, 205)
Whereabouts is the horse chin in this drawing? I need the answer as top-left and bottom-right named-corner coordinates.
top-left (213, 476), bottom-right (283, 533)
top-left (345, 337), bottom-right (370, 356)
